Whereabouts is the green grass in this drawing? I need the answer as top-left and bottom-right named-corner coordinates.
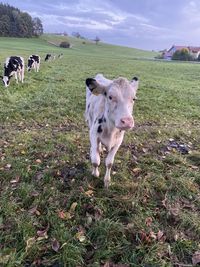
top-left (0, 35), bottom-right (200, 267)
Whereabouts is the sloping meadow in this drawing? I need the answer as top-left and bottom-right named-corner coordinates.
top-left (0, 37), bottom-right (200, 266)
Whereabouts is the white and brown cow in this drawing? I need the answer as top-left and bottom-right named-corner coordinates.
top-left (27, 54), bottom-right (40, 72)
top-left (85, 74), bottom-right (139, 188)
top-left (0, 56), bottom-right (24, 87)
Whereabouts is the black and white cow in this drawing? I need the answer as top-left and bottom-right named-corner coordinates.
top-left (44, 54), bottom-right (51, 61)
top-left (85, 74), bottom-right (139, 188)
top-left (58, 53), bottom-right (63, 59)
top-left (27, 54), bottom-right (40, 72)
top-left (0, 56), bottom-right (24, 87)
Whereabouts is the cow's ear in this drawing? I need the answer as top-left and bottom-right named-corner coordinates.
top-left (86, 78), bottom-right (106, 95)
top-left (131, 77), bottom-right (139, 90)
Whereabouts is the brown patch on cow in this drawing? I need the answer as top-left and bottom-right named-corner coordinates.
top-left (93, 163), bottom-right (98, 168)
top-left (107, 163), bottom-right (112, 169)
top-left (113, 77), bottom-right (129, 88)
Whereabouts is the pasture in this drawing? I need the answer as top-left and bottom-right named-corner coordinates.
top-left (0, 36), bottom-right (200, 267)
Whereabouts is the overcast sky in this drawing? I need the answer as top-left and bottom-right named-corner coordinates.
top-left (3, 0), bottom-right (200, 50)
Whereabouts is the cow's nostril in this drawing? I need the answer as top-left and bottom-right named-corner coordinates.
top-left (121, 119), bottom-right (125, 124)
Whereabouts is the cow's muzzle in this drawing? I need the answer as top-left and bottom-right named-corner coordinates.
top-left (116, 117), bottom-right (134, 130)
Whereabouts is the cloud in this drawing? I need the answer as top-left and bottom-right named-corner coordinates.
top-left (182, 0), bottom-right (200, 23)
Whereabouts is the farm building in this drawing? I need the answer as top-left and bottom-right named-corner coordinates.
top-left (163, 45), bottom-right (200, 60)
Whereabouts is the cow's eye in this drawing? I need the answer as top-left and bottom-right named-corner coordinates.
top-left (133, 98), bottom-right (136, 101)
top-left (109, 96), bottom-right (112, 100)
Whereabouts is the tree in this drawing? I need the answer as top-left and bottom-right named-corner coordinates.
top-left (94, 36), bottom-right (100, 45)
top-left (72, 32), bottom-right (81, 38)
top-left (33, 17), bottom-right (43, 36)
top-left (20, 12), bottom-right (33, 37)
top-left (0, 3), bottom-right (43, 37)
top-left (0, 15), bottom-right (10, 36)
top-left (172, 48), bottom-right (192, 61)
top-left (10, 10), bottom-right (20, 36)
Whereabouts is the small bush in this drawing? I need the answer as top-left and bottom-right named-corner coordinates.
top-left (59, 41), bottom-right (70, 48)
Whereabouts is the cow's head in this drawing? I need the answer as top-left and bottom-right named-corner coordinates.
top-left (27, 59), bottom-right (34, 72)
top-left (1, 75), bottom-right (11, 87)
top-left (86, 76), bottom-right (139, 130)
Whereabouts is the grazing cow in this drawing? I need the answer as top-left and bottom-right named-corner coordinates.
top-left (45, 54), bottom-right (51, 61)
top-left (85, 74), bottom-right (139, 188)
top-left (0, 56), bottom-right (24, 87)
top-left (27, 54), bottom-right (40, 72)
top-left (58, 53), bottom-right (63, 59)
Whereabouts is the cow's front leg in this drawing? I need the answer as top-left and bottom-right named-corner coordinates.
top-left (14, 72), bottom-right (18, 84)
top-left (104, 140), bottom-right (123, 189)
top-left (21, 69), bottom-right (24, 83)
top-left (90, 131), bottom-right (101, 177)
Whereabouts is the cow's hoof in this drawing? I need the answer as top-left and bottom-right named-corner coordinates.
top-left (104, 179), bottom-right (110, 189)
top-left (92, 168), bottom-right (99, 177)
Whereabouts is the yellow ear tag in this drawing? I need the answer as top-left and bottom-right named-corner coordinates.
top-left (92, 88), bottom-right (100, 96)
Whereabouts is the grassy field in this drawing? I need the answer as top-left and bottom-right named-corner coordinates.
top-left (0, 35), bottom-right (200, 267)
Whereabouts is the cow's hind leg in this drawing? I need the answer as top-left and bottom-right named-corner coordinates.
top-left (14, 72), bottom-right (18, 84)
top-left (21, 68), bottom-right (24, 83)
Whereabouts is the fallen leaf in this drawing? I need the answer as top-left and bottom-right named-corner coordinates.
top-left (75, 231), bottom-right (86, 242)
top-left (37, 236), bottom-right (47, 241)
top-left (28, 206), bottom-right (41, 216)
top-left (30, 191), bottom-right (39, 197)
top-left (84, 190), bottom-right (94, 197)
top-left (145, 217), bottom-right (153, 227)
top-left (157, 230), bottom-right (164, 241)
top-left (10, 176), bottom-right (20, 184)
top-left (35, 159), bottom-right (42, 164)
top-left (51, 238), bottom-right (60, 252)
top-left (0, 254), bottom-right (11, 264)
top-left (26, 237), bottom-right (36, 252)
top-left (190, 165), bottom-right (199, 170)
top-left (5, 164), bottom-right (12, 169)
top-left (192, 251), bottom-right (200, 265)
top-left (37, 224), bottom-right (49, 238)
top-left (69, 202), bottom-right (77, 212)
top-left (132, 167), bottom-right (141, 176)
top-left (149, 231), bottom-right (157, 240)
top-left (58, 210), bottom-right (72, 220)
top-left (94, 207), bottom-right (103, 221)
top-left (28, 206), bottom-right (38, 215)
top-left (58, 210), bottom-right (65, 219)
top-left (142, 148), bottom-right (148, 153)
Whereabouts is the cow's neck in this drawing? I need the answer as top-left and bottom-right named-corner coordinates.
top-left (100, 112), bottom-right (123, 149)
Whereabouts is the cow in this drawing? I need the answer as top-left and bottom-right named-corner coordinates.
top-left (85, 74), bottom-right (139, 188)
top-left (58, 53), bottom-right (63, 59)
top-left (27, 54), bottom-right (40, 72)
top-left (0, 56), bottom-right (24, 87)
top-left (44, 54), bottom-right (51, 61)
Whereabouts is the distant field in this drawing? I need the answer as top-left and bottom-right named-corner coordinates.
top-left (0, 35), bottom-right (199, 267)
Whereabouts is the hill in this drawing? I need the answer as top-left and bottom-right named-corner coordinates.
top-left (0, 34), bottom-right (157, 62)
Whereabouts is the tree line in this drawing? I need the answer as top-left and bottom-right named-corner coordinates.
top-left (0, 3), bottom-right (43, 37)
